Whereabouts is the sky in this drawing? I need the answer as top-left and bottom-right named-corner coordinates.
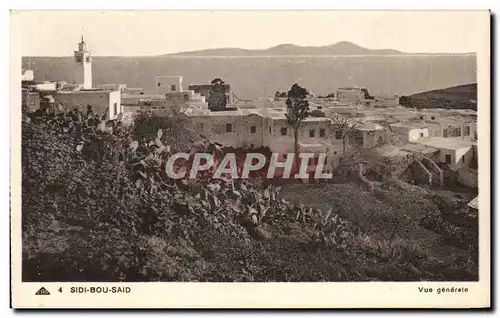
top-left (12, 10), bottom-right (489, 56)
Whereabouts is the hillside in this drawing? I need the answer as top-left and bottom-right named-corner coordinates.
top-left (165, 41), bottom-right (404, 57)
top-left (399, 83), bottom-right (478, 110)
top-left (22, 108), bottom-right (478, 282)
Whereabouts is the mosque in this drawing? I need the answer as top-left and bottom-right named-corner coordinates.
top-left (22, 36), bottom-right (122, 120)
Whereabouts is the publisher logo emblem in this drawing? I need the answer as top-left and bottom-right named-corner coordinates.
top-left (35, 287), bottom-right (50, 295)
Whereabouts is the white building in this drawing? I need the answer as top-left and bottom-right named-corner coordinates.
top-left (73, 36), bottom-right (92, 89)
top-left (155, 76), bottom-right (183, 94)
top-left (22, 69), bottom-right (34, 81)
top-left (97, 84), bottom-right (128, 93)
top-left (336, 87), bottom-right (366, 105)
top-left (390, 122), bottom-right (430, 142)
top-left (411, 137), bottom-right (477, 171)
top-left (54, 89), bottom-right (122, 120)
top-left (32, 81), bottom-right (57, 92)
top-left (371, 95), bottom-right (400, 108)
top-left (187, 107), bottom-right (345, 170)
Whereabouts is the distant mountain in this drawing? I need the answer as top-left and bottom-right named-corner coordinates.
top-left (399, 83), bottom-right (477, 110)
top-left (164, 41), bottom-right (404, 57)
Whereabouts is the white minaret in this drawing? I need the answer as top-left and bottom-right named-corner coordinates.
top-left (73, 35), bottom-right (92, 89)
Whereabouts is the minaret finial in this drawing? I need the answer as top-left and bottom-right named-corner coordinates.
top-left (81, 34), bottom-right (84, 43)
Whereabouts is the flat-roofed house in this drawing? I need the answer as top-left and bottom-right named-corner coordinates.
top-left (54, 89), bottom-right (122, 120)
top-left (390, 122), bottom-right (430, 142)
top-left (411, 137), bottom-right (477, 171)
top-left (336, 87), bottom-right (366, 105)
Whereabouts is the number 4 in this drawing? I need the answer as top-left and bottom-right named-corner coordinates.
top-left (58, 287), bottom-right (62, 293)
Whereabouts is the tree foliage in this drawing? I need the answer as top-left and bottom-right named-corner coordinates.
top-left (208, 78), bottom-right (228, 110)
top-left (285, 84), bottom-right (311, 160)
top-left (331, 115), bottom-right (361, 153)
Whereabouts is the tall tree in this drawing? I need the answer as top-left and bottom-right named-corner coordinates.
top-left (208, 78), bottom-right (228, 110)
top-left (331, 115), bottom-right (360, 154)
top-left (285, 83), bottom-right (310, 164)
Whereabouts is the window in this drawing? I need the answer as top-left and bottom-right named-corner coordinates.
top-left (420, 132), bottom-right (424, 138)
top-left (226, 123), bottom-right (233, 133)
top-left (445, 154), bottom-right (452, 164)
top-left (317, 106), bottom-right (323, 110)
top-left (85, 56), bottom-right (90, 63)
top-left (443, 129), bottom-right (448, 138)
top-left (184, 94), bottom-right (189, 101)
top-left (171, 84), bottom-right (176, 92)
top-left (420, 116), bottom-right (424, 120)
top-left (320, 128), bottom-right (325, 137)
top-left (251, 126), bottom-right (256, 134)
top-left (465, 126), bottom-right (470, 136)
top-left (75, 56), bottom-right (82, 63)
top-left (309, 129), bottom-right (315, 138)
top-left (113, 103), bottom-right (117, 117)
top-left (456, 127), bottom-right (462, 136)
top-left (335, 130), bottom-right (342, 140)
top-left (157, 82), bottom-right (161, 87)
top-left (431, 116), bottom-right (435, 120)
top-left (461, 156), bottom-right (465, 163)
top-left (269, 126), bottom-right (272, 134)
top-left (334, 151), bottom-right (337, 155)
top-left (281, 127), bottom-right (287, 136)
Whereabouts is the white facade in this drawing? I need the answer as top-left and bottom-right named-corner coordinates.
top-left (371, 95), bottom-right (400, 108)
top-left (22, 69), bottom-right (34, 81)
top-left (390, 123), bottom-right (430, 142)
top-left (155, 76), bottom-right (183, 94)
top-left (411, 137), bottom-right (476, 171)
top-left (188, 109), bottom-right (343, 170)
top-left (408, 128), bottom-right (430, 141)
top-left (97, 84), bottom-right (128, 93)
top-left (336, 87), bottom-right (365, 105)
top-left (73, 36), bottom-right (92, 89)
top-left (54, 90), bottom-right (122, 120)
top-left (33, 81), bottom-right (57, 92)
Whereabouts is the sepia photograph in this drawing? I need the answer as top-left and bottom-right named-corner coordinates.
top-left (10, 9), bottom-right (490, 308)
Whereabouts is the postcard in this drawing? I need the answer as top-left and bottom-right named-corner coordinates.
top-left (10, 10), bottom-right (491, 309)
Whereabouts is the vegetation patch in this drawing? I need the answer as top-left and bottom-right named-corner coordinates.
top-left (21, 106), bottom-right (478, 282)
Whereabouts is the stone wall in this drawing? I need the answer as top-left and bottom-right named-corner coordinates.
top-left (457, 168), bottom-right (478, 188)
